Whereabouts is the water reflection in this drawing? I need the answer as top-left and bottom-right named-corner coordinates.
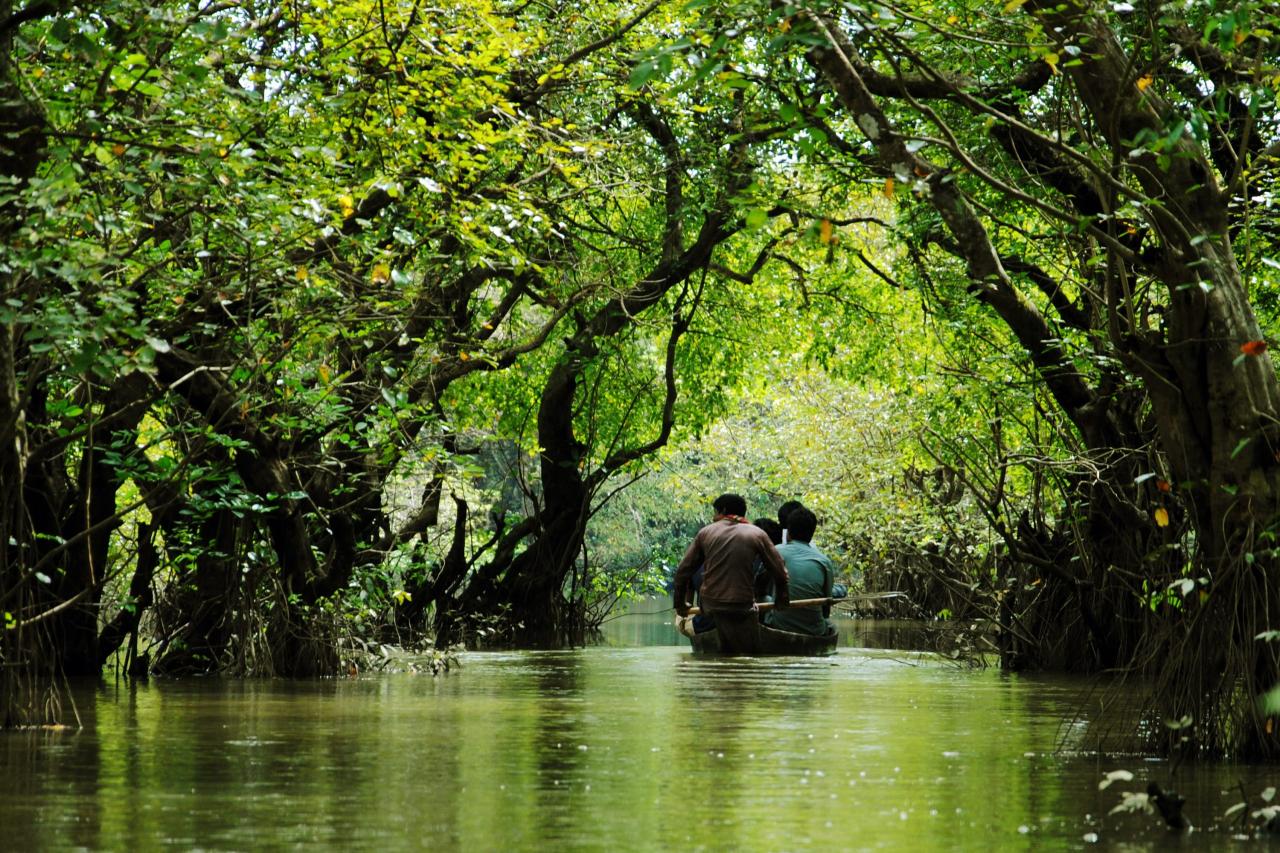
top-left (2, 629), bottom-right (1278, 848)
top-left (529, 653), bottom-right (590, 843)
top-left (597, 597), bottom-right (943, 653)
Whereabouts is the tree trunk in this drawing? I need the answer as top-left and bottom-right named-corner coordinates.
top-left (151, 505), bottom-right (245, 675)
top-left (1, 8), bottom-right (53, 724)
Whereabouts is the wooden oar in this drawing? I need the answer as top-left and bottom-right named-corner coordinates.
top-left (685, 597), bottom-right (833, 616)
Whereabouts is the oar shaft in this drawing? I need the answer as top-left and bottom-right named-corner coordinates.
top-left (685, 597), bottom-right (833, 616)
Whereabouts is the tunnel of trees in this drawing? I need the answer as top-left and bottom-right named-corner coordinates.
top-left (2, 0), bottom-right (1280, 757)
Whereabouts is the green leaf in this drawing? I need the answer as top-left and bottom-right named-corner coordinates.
top-left (628, 61), bottom-right (656, 91)
top-left (745, 208), bottom-right (769, 229)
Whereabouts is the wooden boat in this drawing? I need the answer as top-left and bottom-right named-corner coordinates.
top-left (688, 622), bottom-right (838, 656)
top-left (681, 597), bottom-right (839, 656)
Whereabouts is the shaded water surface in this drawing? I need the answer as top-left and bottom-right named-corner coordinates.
top-left (3, 611), bottom-right (1278, 850)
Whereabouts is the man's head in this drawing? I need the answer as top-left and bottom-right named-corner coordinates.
top-left (777, 499), bottom-right (805, 528)
top-left (713, 493), bottom-right (747, 517)
top-left (785, 507), bottom-right (818, 543)
top-left (753, 517), bottom-right (783, 545)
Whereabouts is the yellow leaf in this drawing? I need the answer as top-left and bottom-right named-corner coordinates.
top-left (1154, 507), bottom-right (1170, 527)
top-left (295, 266), bottom-right (309, 282)
top-left (819, 218), bottom-right (833, 244)
top-left (883, 177), bottom-right (895, 198)
top-left (1136, 75), bottom-right (1153, 92)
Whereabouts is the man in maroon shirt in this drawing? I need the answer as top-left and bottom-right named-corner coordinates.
top-left (673, 493), bottom-right (790, 653)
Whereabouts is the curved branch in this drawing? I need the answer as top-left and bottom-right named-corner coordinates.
top-left (804, 11), bottom-right (1108, 443)
top-left (590, 281), bottom-right (699, 484)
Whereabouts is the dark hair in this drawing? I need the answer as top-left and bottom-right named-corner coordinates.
top-left (786, 507), bottom-right (818, 543)
top-left (713, 493), bottom-right (747, 517)
top-left (778, 500), bottom-right (805, 527)
top-left (753, 517), bottom-right (783, 545)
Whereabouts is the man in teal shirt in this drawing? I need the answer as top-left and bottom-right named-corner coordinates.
top-left (765, 507), bottom-right (834, 636)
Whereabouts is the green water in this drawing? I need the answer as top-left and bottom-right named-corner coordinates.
top-left (3, 611), bottom-right (1277, 850)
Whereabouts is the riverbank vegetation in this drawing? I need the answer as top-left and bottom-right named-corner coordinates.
top-left (3, 0), bottom-right (1280, 757)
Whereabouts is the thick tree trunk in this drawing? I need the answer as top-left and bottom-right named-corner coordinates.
top-left (438, 360), bottom-right (592, 647)
top-left (151, 506), bottom-right (244, 675)
top-left (1136, 249), bottom-right (1280, 755)
top-left (506, 358), bottom-right (592, 645)
top-left (48, 376), bottom-right (151, 675)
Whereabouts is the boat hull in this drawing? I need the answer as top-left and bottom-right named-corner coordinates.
top-left (688, 622), bottom-right (838, 656)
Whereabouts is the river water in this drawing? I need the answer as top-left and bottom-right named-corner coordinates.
top-left (3, 607), bottom-right (1278, 850)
